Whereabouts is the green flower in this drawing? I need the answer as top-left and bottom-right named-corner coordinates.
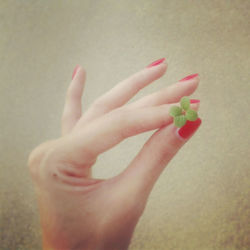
top-left (169, 96), bottom-right (198, 128)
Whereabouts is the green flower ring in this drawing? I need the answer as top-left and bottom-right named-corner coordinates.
top-left (169, 96), bottom-right (198, 128)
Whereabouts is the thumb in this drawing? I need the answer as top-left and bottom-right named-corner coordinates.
top-left (116, 117), bottom-right (202, 198)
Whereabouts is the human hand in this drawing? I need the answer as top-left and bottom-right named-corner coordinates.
top-left (28, 58), bottom-right (201, 250)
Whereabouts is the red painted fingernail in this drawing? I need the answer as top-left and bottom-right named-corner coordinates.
top-left (72, 65), bottom-right (80, 79)
top-left (190, 99), bottom-right (200, 104)
top-left (180, 73), bottom-right (199, 82)
top-left (146, 58), bottom-right (166, 68)
top-left (176, 118), bottom-right (202, 140)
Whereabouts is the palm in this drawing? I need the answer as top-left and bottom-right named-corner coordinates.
top-left (28, 62), bottom-right (200, 249)
top-left (34, 137), bottom-right (146, 249)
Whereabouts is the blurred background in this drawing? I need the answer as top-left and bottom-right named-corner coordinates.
top-left (0, 0), bottom-right (249, 249)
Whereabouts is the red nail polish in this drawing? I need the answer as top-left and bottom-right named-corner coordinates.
top-left (146, 58), bottom-right (166, 68)
top-left (190, 99), bottom-right (200, 104)
top-left (177, 118), bottom-right (202, 140)
top-left (72, 65), bottom-right (80, 79)
top-left (180, 73), bottom-right (199, 82)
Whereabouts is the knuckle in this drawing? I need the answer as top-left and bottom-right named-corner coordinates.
top-left (126, 119), bottom-right (145, 136)
top-left (117, 107), bottom-right (130, 121)
top-left (66, 86), bottom-right (73, 99)
top-left (105, 108), bottom-right (127, 138)
top-left (66, 85), bottom-right (80, 102)
top-left (66, 83), bottom-right (76, 98)
top-left (131, 71), bottom-right (147, 89)
top-left (145, 138), bottom-right (179, 166)
top-left (92, 97), bottom-right (104, 108)
top-left (113, 108), bottom-right (144, 138)
top-left (91, 98), bottom-right (108, 113)
top-left (28, 144), bottom-right (45, 169)
top-left (159, 141), bottom-right (179, 161)
top-left (28, 147), bottom-right (44, 179)
top-left (27, 139), bottom-right (57, 179)
top-left (61, 111), bottom-right (71, 123)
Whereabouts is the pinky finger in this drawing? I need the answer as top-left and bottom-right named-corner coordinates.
top-left (61, 66), bottom-right (86, 136)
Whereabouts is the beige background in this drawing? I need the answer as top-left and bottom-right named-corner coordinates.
top-left (0, 1), bottom-right (249, 249)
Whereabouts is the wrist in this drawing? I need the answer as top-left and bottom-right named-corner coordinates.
top-left (42, 229), bottom-right (131, 250)
top-left (42, 235), bottom-right (100, 250)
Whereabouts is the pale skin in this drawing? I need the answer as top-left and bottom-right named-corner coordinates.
top-left (28, 60), bottom-right (201, 250)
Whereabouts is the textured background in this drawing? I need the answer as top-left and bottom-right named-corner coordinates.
top-left (0, 0), bottom-right (249, 249)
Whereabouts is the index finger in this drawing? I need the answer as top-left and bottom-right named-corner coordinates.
top-left (56, 102), bottom-right (200, 173)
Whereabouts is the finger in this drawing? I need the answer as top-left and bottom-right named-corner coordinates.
top-left (56, 102), bottom-right (199, 175)
top-left (126, 74), bottom-right (199, 109)
top-left (116, 116), bottom-right (202, 200)
top-left (61, 66), bottom-right (86, 136)
top-left (73, 60), bottom-right (167, 129)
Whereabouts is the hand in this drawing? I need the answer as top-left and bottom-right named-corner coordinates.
top-left (28, 59), bottom-right (201, 250)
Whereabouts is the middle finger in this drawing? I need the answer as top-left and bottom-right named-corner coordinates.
top-left (126, 74), bottom-right (199, 109)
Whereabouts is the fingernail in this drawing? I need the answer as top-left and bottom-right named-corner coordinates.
top-left (146, 58), bottom-right (166, 68)
top-left (190, 99), bottom-right (200, 104)
top-left (179, 73), bottom-right (199, 82)
top-left (176, 118), bottom-right (202, 140)
top-left (72, 65), bottom-right (80, 80)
